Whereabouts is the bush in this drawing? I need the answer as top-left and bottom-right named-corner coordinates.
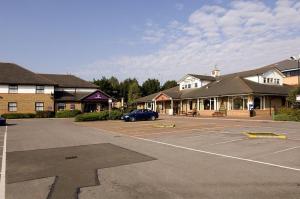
top-left (274, 108), bottom-right (300, 122)
top-left (55, 110), bottom-right (81, 118)
top-left (35, 111), bottom-right (55, 118)
top-left (108, 110), bottom-right (123, 120)
top-left (1, 113), bottom-right (36, 119)
top-left (75, 110), bottom-right (123, 122)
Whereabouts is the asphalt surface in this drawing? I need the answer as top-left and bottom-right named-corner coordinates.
top-left (5, 117), bottom-right (300, 199)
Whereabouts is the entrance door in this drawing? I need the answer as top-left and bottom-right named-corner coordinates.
top-left (84, 103), bottom-right (97, 112)
top-left (254, 97), bottom-right (261, 109)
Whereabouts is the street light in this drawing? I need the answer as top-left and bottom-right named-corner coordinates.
top-left (290, 54), bottom-right (300, 86)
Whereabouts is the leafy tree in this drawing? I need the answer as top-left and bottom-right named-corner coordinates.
top-left (108, 76), bottom-right (120, 98)
top-left (161, 80), bottom-right (177, 90)
top-left (141, 78), bottom-right (160, 96)
top-left (287, 87), bottom-right (300, 108)
top-left (93, 76), bottom-right (113, 96)
top-left (120, 78), bottom-right (139, 102)
top-left (127, 81), bottom-right (141, 103)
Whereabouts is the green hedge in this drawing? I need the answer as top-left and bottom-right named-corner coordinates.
top-left (55, 110), bottom-right (81, 118)
top-left (273, 108), bottom-right (300, 122)
top-left (35, 111), bottom-right (55, 118)
top-left (1, 113), bottom-right (36, 119)
top-left (75, 110), bottom-right (123, 122)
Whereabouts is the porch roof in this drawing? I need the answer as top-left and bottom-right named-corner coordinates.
top-left (54, 90), bottom-right (111, 102)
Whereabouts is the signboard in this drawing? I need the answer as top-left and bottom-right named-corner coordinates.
top-left (296, 95), bottom-right (300, 102)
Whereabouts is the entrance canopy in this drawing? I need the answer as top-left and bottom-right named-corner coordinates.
top-left (154, 93), bottom-right (171, 101)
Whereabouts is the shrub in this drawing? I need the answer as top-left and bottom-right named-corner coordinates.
top-left (35, 111), bottom-right (55, 118)
top-left (274, 108), bottom-right (300, 122)
top-left (1, 113), bottom-right (36, 119)
top-left (55, 110), bottom-right (81, 118)
top-left (75, 111), bottom-right (108, 122)
top-left (75, 110), bottom-right (122, 122)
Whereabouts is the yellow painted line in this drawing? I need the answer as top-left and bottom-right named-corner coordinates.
top-left (244, 132), bottom-right (286, 139)
top-left (153, 124), bottom-right (176, 128)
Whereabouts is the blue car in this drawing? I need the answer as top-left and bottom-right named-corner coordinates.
top-left (0, 117), bottom-right (6, 126)
top-left (122, 109), bottom-right (159, 122)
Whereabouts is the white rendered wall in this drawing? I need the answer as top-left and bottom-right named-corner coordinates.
top-left (244, 69), bottom-right (283, 85)
top-left (0, 85), bottom-right (54, 94)
top-left (179, 76), bottom-right (212, 90)
top-left (55, 88), bottom-right (97, 92)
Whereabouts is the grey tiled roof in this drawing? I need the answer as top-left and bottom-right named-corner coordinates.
top-left (39, 74), bottom-right (98, 88)
top-left (0, 62), bottom-right (57, 85)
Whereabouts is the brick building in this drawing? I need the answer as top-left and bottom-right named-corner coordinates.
top-left (0, 63), bottom-right (110, 114)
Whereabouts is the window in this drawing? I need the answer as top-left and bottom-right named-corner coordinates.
top-left (57, 103), bottom-right (66, 111)
top-left (8, 102), bottom-right (17, 112)
top-left (9, 85), bottom-right (18, 93)
top-left (35, 102), bottom-right (44, 111)
top-left (276, 79), bottom-right (280, 84)
top-left (188, 84), bottom-right (191, 88)
top-left (194, 83), bottom-right (198, 88)
top-left (233, 97), bottom-right (243, 110)
top-left (36, 86), bottom-right (45, 94)
top-left (70, 103), bottom-right (75, 110)
top-left (184, 85), bottom-right (187, 88)
top-left (263, 77), bottom-right (266, 83)
top-left (204, 99), bottom-right (210, 110)
top-left (189, 101), bottom-right (193, 110)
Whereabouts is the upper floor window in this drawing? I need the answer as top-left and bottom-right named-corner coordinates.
top-left (275, 79), bottom-right (280, 84)
top-left (36, 85), bottom-right (45, 94)
top-left (9, 85), bottom-right (18, 93)
top-left (263, 77), bottom-right (266, 83)
top-left (184, 85), bottom-right (187, 88)
top-left (194, 83), bottom-right (198, 88)
top-left (188, 84), bottom-right (191, 88)
top-left (8, 102), bottom-right (17, 112)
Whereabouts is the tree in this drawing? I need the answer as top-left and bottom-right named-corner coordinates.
top-left (108, 76), bottom-right (120, 98)
top-left (93, 76), bottom-right (113, 96)
top-left (287, 87), bottom-right (300, 108)
top-left (141, 78), bottom-right (160, 96)
top-left (161, 80), bottom-right (178, 91)
top-left (127, 81), bottom-right (141, 103)
top-left (120, 78), bottom-right (139, 102)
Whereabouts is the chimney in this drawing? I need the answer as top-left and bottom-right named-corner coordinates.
top-left (211, 66), bottom-right (220, 77)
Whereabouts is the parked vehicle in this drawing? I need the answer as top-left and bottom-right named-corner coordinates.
top-left (122, 109), bottom-right (159, 122)
top-left (0, 116), bottom-right (6, 126)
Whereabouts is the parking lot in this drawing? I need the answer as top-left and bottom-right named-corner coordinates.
top-left (4, 116), bottom-right (300, 199)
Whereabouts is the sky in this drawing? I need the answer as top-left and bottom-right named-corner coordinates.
top-left (1, 0), bottom-right (300, 84)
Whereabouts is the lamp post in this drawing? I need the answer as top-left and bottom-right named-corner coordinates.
top-left (290, 54), bottom-right (300, 86)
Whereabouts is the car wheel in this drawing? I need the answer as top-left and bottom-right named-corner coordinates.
top-left (130, 117), bottom-right (136, 122)
top-left (150, 116), bottom-right (155, 121)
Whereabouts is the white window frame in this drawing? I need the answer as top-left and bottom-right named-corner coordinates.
top-left (36, 85), bottom-right (45, 94)
top-left (8, 85), bottom-right (18, 93)
top-left (57, 103), bottom-right (66, 111)
top-left (8, 102), bottom-right (17, 112)
top-left (35, 102), bottom-right (44, 111)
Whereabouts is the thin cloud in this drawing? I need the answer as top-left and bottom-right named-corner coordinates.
top-left (76, 0), bottom-right (300, 83)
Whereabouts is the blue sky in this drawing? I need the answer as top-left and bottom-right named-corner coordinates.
top-left (1, 0), bottom-right (300, 83)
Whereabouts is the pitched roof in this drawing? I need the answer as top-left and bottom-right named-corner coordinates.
top-left (54, 90), bottom-right (111, 102)
top-left (181, 76), bottom-right (291, 99)
top-left (265, 59), bottom-right (299, 71)
top-left (187, 74), bottom-right (216, 81)
top-left (39, 74), bottom-right (98, 88)
top-left (135, 86), bottom-right (182, 102)
top-left (0, 62), bottom-right (57, 85)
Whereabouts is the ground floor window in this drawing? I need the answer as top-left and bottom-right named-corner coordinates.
top-left (70, 103), bottom-right (75, 110)
top-left (57, 103), bottom-right (66, 111)
top-left (35, 102), bottom-right (44, 111)
top-left (203, 98), bottom-right (215, 110)
top-left (8, 102), bottom-right (17, 112)
top-left (233, 97), bottom-right (243, 110)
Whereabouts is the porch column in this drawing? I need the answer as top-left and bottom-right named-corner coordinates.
top-left (180, 100), bottom-right (182, 114)
top-left (214, 98), bottom-right (217, 111)
top-left (170, 98), bottom-right (174, 115)
top-left (196, 98), bottom-right (199, 111)
top-left (154, 100), bottom-right (157, 112)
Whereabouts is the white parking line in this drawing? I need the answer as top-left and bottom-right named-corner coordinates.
top-left (132, 136), bottom-right (300, 172)
top-left (0, 126), bottom-right (7, 199)
top-left (272, 146), bottom-right (300, 154)
top-left (205, 138), bottom-right (245, 146)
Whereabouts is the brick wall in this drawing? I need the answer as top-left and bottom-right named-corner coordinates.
top-left (0, 93), bottom-right (54, 114)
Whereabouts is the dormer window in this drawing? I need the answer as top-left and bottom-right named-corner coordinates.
top-left (263, 78), bottom-right (266, 83)
top-left (188, 84), bottom-right (191, 88)
top-left (195, 83), bottom-right (198, 88)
